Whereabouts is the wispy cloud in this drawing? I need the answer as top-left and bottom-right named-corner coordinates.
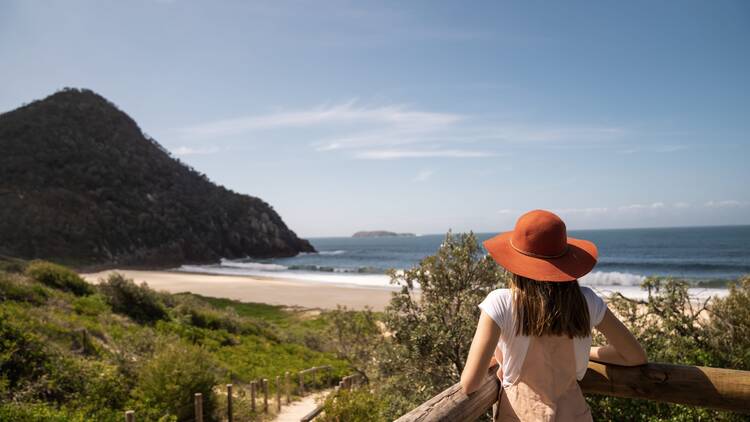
top-left (553, 207), bottom-right (610, 215)
top-left (617, 144), bottom-right (688, 154)
top-left (356, 148), bottom-right (497, 160)
top-left (178, 101), bottom-right (461, 140)
top-left (412, 169), bottom-right (434, 182)
top-left (500, 201), bottom-right (731, 218)
top-left (618, 202), bottom-right (666, 211)
top-left (704, 200), bottom-right (747, 208)
top-left (174, 100), bottom-right (630, 160)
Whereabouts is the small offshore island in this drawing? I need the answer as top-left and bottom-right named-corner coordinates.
top-left (352, 230), bottom-right (416, 238)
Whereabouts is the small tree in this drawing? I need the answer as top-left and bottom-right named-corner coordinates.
top-left (381, 231), bottom-right (507, 413)
top-left (326, 306), bottom-right (381, 382)
top-left (98, 273), bottom-right (167, 324)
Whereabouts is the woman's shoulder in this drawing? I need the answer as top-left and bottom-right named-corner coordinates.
top-left (578, 285), bottom-right (608, 326)
top-left (485, 287), bottom-right (512, 301)
top-left (579, 285), bottom-right (603, 301)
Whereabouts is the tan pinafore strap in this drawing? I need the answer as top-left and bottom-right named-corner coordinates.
top-left (493, 336), bottom-right (592, 422)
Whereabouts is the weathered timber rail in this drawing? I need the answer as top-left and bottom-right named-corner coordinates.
top-left (395, 361), bottom-right (750, 421)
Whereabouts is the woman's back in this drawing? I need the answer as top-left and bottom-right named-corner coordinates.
top-left (479, 286), bottom-right (607, 387)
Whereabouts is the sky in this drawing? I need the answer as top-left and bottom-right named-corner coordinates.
top-left (1, 0), bottom-right (749, 237)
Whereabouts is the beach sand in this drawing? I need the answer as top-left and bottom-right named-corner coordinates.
top-left (80, 269), bottom-right (400, 311)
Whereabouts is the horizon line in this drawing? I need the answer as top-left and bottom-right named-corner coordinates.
top-left (303, 223), bottom-right (750, 239)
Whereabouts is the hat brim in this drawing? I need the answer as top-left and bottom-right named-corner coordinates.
top-left (482, 232), bottom-right (598, 282)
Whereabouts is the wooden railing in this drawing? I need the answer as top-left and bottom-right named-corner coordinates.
top-left (395, 362), bottom-right (750, 421)
top-left (121, 365), bottom-right (334, 421)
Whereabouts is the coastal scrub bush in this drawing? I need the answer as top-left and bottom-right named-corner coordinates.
top-left (318, 387), bottom-right (389, 422)
top-left (585, 277), bottom-right (749, 421)
top-left (382, 232), bottom-right (507, 407)
top-left (706, 276), bottom-right (750, 370)
top-left (172, 295), bottom-right (242, 333)
top-left (98, 273), bottom-right (168, 323)
top-left (131, 343), bottom-right (218, 421)
top-left (326, 306), bottom-right (381, 381)
top-left (72, 294), bottom-right (111, 316)
top-left (322, 231), bottom-right (508, 421)
top-left (24, 260), bottom-right (92, 296)
top-left (0, 311), bottom-right (49, 392)
top-left (0, 272), bottom-right (48, 304)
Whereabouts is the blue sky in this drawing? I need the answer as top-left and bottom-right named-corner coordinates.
top-left (1, 0), bottom-right (749, 237)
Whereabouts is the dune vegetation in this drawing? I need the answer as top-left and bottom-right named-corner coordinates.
top-left (0, 258), bottom-right (348, 421)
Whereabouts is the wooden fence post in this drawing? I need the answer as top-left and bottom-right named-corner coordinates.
top-left (276, 376), bottom-right (282, 412)
top-left (250, 380), bottom-right (257, 413)
top-left (285, 371), bottom-right (291, 404)
top-left (125, 410), bottom-right (134, 422)
top-left (227, 384), bottom-right (233, 422)
top-left (263, 378), bottom-right (269, 413)
top-left (299, 372), bottom-right (305, 395)
top-left (194, 393), bottom-right (203, 422)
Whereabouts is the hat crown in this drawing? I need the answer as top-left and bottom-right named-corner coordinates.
top-left (511, 210), bottom-right (568, 258)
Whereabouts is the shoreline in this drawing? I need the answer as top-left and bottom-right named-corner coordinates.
top-left (80, 269), bottom-right (402, 311)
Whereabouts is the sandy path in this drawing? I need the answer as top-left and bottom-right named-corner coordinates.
top-left (274, 390), bottom-right (330, 422)
top-left (80, 269), bottom-right (399, 311)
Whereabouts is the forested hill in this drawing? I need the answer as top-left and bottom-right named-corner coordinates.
top-left (0, 88), bottom-right (314, 267)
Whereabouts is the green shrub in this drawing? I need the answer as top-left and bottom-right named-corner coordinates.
top-left (72, 294), bottom-right (111, 316)
top-left (24, 261), bottom-right (92, 296)
top-left (0, 311), bottom-right (49, 391)
top-left (0, 272), bottom-right (48, 304)
top-left (173, 296), bottom-right (241, 333)
top-left (0, 402), bottom-right (81, 422)
top-left (131, 343), bottom-right (218, 421)
top-left (319, 388), bottom-right (389, 422)
top-left (98, 273), bottom-right (168, 323)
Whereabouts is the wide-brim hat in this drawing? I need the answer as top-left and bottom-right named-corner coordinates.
top-left (483, 209), bottom-right (598, 282)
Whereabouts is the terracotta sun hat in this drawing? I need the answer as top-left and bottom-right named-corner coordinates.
top-left (483, 209), bottom-right (598, 282)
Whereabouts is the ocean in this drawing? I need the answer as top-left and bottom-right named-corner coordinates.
top-left (179, 225), bottom-right (750, 299)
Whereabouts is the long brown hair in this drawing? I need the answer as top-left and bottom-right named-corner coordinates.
top-left (510, 273), bottom-right (590, 338)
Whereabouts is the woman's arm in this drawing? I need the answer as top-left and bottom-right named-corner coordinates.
top-left (590, 308), bottom-right (647, 366)
top-left (461, 311), bottom-right (501, 394)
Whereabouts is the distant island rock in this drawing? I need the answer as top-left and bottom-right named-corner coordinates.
top-left (352, 231), bottom-right (416, 238)
top-left (0, 88), bottom-right (315, 267)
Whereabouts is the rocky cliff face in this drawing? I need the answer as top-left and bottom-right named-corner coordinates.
top-left (0, 88), bottom-right (314, 267)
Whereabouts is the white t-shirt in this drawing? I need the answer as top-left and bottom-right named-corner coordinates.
top-left (478, 286), bottom-right (607, 387)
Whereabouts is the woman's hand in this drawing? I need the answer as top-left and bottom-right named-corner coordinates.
top-left (460, 311), bottom-right (501, 395)
top-left (590, 308), bottom-right (648, 366)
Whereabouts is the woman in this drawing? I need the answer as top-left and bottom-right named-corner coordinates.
top-left (461, 210), bottom-right (647, 421)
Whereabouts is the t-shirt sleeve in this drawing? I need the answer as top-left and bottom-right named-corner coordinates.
top-left (582, 286), bottom-right (607, 327)
top-left (478, 289), bottom-right (510, 331)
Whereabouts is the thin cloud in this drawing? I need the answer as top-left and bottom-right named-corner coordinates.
top-left (704, 200), bottom-right (746, 208)
top-left (553, 207), bottom-right (610, 215)
top-left (412, 169), bottom-right (434, 182)
top-left (355, 149), bottom-right (496, 160)
top-left (174, 101), bottom-right (630, 160)
top-left (618, 202), bottom-right (665, 211)
top-left (177, 101), bottom-right (461, 140)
